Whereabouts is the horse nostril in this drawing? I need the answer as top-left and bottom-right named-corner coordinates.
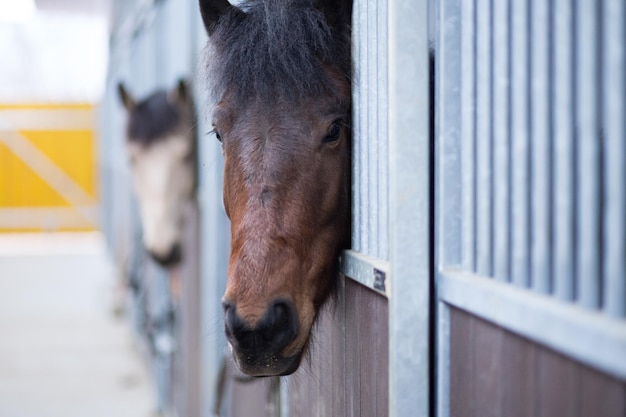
top-left (223, 300), bottom-right (298, 354)
top-left (148, 243), bottom-right (182, 267)
top-left (222, 301), bottom-right (238, 339)
top-left (271, 301), bottom-right (294, 331)
top-left (222, 300), bottom-right (234, 314)
top-left (262, 300), bottom-right (298, 349)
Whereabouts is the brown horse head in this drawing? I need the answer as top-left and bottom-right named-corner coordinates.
top-left (200, 0), bottom-right (352, 376)
top-left (118, 80), bottom-right (197, 267)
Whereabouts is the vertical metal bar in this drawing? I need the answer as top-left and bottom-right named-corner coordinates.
top-left (461, 0), bottom-right (476, 272)
top-left (511, 0), bottom-right (530, 288)
top-left (436, 301), bottom-right (451, 417)
top-left (388, 0), bottom-right (430, 414)
top-left (602, 0), bottom-right (626, 318)
top-left (438, 0), bottom-right (462, 267)
top-left (492, 0), bottom-right (511, 282)
top-left (367, 0), bottom-right (379, 258)
top-left (193, 20), bottom-right (231, 416)
top-left (377, 0), bottom-right (390, 261)
top-left (358, 0), bottom-right (369, 255)
top-left (160, 0), bottom-right (193, 82)
top-left (436, 0), bottom-right (456, 412)
top-left (552, 0), bottom-right (575, 302)
top-left (352, 0), bottom-right (363, 252)
top-left (530, 0), bottom-right (551, 295)
top-left (475, 0), bottom-right (493, 277)
top-left (575, 0), bottom-right (601, 310)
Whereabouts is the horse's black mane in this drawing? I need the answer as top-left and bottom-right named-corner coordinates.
top-left (128, 91), bottom-right (180, 144)
top-left (207, 0), bottom-right (351, 106)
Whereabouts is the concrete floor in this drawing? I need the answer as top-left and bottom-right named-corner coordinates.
top-left (0, 233), bottom-right (157, 417)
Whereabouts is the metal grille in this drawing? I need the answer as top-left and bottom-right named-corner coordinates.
top-left (352, 0), bottom-right (389, 261)
top-left (439, 0), bottom-right (625, 318)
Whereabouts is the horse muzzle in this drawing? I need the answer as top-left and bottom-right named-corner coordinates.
top-left (223, 299), bottom-right (302, 376)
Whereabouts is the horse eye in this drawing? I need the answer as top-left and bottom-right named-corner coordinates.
top-left (323, 123), bottom-right (342, 143)
top-left (210, 128), bottom-right (222, 143)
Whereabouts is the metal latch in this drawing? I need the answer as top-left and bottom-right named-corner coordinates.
top-left (374, 268), bottom-right (386, 292)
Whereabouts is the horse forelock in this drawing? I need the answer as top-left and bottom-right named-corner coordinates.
top-left (206, 0), bottom-right (351, 107)
top-left (127, 91), bottom-right (184, 144)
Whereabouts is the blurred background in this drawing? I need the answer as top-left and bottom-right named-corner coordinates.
top-left (0, 1), bottom-right (231, 416)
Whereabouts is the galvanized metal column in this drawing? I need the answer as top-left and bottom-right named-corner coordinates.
top-left (388, 0), bottom-right (430, 415)
top-left (602, 0), bottom-right (626, 318)
top-left (436, 0), bottom-right (462, 415)
top-left (529, 0), bottom-right (551, 295)
top-left (193, 11), bottom-right (231, 417)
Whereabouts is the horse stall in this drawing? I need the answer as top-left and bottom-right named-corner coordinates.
top-left (97, 1), bottom-right (626, 417)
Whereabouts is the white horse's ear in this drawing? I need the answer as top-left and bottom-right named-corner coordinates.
top-left (117, 83), bottom-right (135, 111)
top-left (199, 0), bottom-right (236, 35)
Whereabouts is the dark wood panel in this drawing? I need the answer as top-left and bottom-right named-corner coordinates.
top-left (579, 366), bottom-right (626, 417)
top-left (501, 330), bottom-right (536, 417)
top-left (450, 305), bottom-right (474, 417)
top-left (536, 345), bottom-right (579, 417)
top-left (289, 276), bottom-right (389, 417)
top-left (449, 307), bottom-right (626, 417)
top-left (344, 277), bottom-right (362, 417)
top-left (358, 282), bottom-right (377, 417)
top-left (375, 295), bottom-right (389, 417)
top-left (472, 313), bottom-right (503, 417)
top-left (230, 375), bottom-right (272, 417)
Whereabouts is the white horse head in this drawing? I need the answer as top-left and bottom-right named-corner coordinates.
top-left (118, 80), bottom-right (197, 267)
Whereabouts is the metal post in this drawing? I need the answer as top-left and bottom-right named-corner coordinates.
top-left (388, 0), bottom-right (430, 415)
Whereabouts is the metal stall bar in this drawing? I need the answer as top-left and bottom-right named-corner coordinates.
top-left (193, 32), bottom-right (232, 417)
top-left (388, 0), bottom-right (430, 414)
top-left (475, 0), bottom-right (493, 278)
top-left (436, 0), bottom-right (462, 414)
top-left (366, 0), bottom-right (380, 258)
top-left (461, 0), bottom-right (476, 273)
top-left (352, 0), bottom-right (363, 252)
top-left (355, 0), bottom-right (369, 255)
top-left (353, 0), bottom-right (389, 261)
top-left (575, 0), bottom-right (601, 310)
top-left (376, 0), bottom-right (389, 261)
top-left (438, 0), bottom-right (462, 269)
top-left (602, 0), bottom-right (626, 318)
top-left (492, 0), bottom-right (511, 282)
top-left (510, 0), bottom-right (530, 288)
top-left (530, 0), bottom-right (551, 295)
top-left (552, 0), bottom-right (575, 302)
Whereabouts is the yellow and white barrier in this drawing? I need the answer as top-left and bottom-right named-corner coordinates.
top-left (0, 104), bottom-right (98, 232)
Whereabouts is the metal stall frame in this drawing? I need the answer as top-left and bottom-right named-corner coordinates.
top-left (340, 0), bottom-right (432, 415)
top-left (388, 0), bottom-right (431, 416)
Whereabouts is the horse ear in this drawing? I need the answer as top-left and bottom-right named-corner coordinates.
top-left (199, 0), bottom-right (234, 35)
top-left (117, 83), bottom-right (135, 111)
top-left (172, 79), bottom-right (190, 103)
top-left (315, 0), bottom-right (352, 30)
